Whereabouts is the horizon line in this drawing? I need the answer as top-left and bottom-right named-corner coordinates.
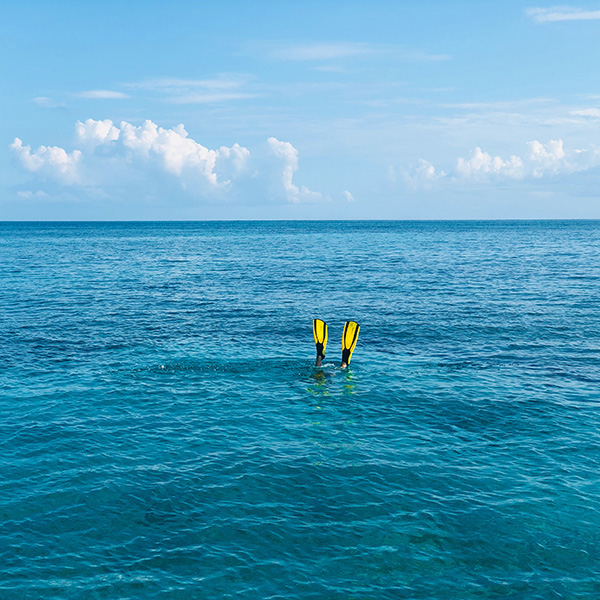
top-left (2, 218), bottom-right (600, 224)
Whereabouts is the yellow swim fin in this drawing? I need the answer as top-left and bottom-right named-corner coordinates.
top-left (313, 319), bottom-right (328, 360)
top-left (341, 321), bottom-right (360, 366)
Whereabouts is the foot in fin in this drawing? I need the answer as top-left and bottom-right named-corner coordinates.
top-left (341, 321), bottom-right (360, 367)
top-left (313, 319), bottom-right (328, 366)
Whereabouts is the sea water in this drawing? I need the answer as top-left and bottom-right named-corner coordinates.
top-left (1, 220), bottom-right (600, 599)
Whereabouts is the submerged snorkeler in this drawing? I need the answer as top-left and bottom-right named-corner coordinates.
top-left (313, 319), bottom-right (360, 368)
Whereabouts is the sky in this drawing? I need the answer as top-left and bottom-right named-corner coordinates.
top-left (2, 0), bottom-right (600, 220)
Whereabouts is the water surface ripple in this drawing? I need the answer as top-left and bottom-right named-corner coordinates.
top-left (1, 221), bottom-right (600, 599)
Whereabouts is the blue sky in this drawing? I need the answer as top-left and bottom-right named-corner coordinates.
top-left (3, 0), bottom-right (600, 220)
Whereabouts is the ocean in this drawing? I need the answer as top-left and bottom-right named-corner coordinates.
top-left (1, 220), bottom-right (600, 599)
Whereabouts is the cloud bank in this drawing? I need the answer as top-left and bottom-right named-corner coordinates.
top-left (405, 139), bottom-right (600, 187)
top-left (11, 119), bottom-right (325, 205)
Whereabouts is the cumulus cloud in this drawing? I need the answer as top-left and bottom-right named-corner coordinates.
top-left (456, 147), bottom-right (524, 179)
top-left (11, 138), bottom-right (82, 184)
top-left (402, 159), bottom-right (446, 188)
top-left (266, 137), bottom-right (323, 203)
top-left (117, 121), bottom-right (221, 185)
top-left (75, 118), bottom-right (120, 147)
top-left (11, 119), bottom-right (324, 204)
top-left (527, 139), bottom-right (567, 176)
top-left (215, 143), bottom-right (251, 183)
top-left (406, 139), bottom-right (600, 187)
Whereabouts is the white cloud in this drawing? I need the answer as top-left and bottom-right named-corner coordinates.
top-left (343, 190), bottom-right (356, 203)
top-left (11, 119), bottom-right (324, 205)
top-left (402, 159), bottom-right (446, 188)
top-left (444, 97), bottom-right (553, 111)
top-left (406, 139), bottom-right (600, 187)
top-left (401, 50), bottom-right (451, 62)
top-left (527, 7), bottom-right (600, 22)
top-left (32, 97), bottom-right (67, 108)
top-left (269, 42), bottom-right (376, 61)
top-left (170, 92), bottom-right (258, 104)
top-left (17, 190), bottom-right (49, 200)
top-left (266, 137), bottom-right (323, 203)
top-left (75, 118), bottom-right (121, 147)
top-left (127, 76), bottom-right (249, 91)
top-left (77, 90), bottom-right (130, 99)
top-left (11, 138), bottom-right (82, 184)
top-left (259, 42), bottom-right (449, 63)
top-left (456, 147), bottom-right (525, 179)
top-left (571, 108), bottom-right (600, 118)
top-left (125, 75), bottom-right (258, 104)
top-left (416, 159), bottom-right (444, 180)
top-left (527, 139), bottom-right (567, 176)
top-left (215, 143), bottom-right (251, 183)
top-left (119, 121), bottom-right (221, 184)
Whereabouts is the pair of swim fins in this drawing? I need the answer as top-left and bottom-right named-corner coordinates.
top-left (313, 319), bottom-right (360, 366)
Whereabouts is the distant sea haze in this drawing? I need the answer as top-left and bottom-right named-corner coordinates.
top-left (2, 220), bottom-right (599, 599)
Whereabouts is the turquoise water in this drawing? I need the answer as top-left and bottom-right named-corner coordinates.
top-left (2, 220), bottom-right (600, 599)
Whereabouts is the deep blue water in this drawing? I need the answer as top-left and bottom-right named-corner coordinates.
top-left (1, 220), bottom-right (600, 599)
